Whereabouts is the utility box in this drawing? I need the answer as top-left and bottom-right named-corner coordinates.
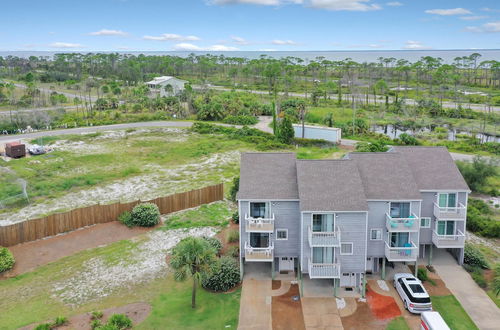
top-left (5, 142), bottom-right (26, 158)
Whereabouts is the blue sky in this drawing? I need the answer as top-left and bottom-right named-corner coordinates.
top-left (1, 0), bottom-right (499, 51)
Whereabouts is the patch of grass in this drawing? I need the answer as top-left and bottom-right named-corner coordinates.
top-left (486, 289), bottom-right (500, 308)
top-left (296, 146), bottom-right (341, 159)
top-left (431, 295), bottom-right (478, 330)
top-left (161, 201), bottom-right (235, 230)
top-left (137, 279), bottom-right (241, 330)
top-left (386, 316), bottom-right (410, 330)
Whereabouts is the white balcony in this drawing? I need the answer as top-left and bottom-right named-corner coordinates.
top-left (308, 226), bottom-right (341, 247)
top-left (385, 213), bottom-right (419, 232)
top-left (244, 242), bottom-right (274, 262)
top-left (432, 230), bottom-right (465, 248)
top-left (384, 241), bottom-right (418, 262)
top-left (433, 203), bottom-right (466, 220)
top-left (245, 213), bottom-right (275, 233)
top-left (308, 258), bottom-right (340, 278)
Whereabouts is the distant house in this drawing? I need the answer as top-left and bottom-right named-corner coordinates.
top-left (145, 76), bottom-right (188, 97)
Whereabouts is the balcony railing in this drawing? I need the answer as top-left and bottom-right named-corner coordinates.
top-left (432, 230), bottom-right (465, 248)
top-left (385, 213), bottom-right (419, 232)
top-left (384, 241), bottom-right (418, 262)
top-left (244, 242), bottom-right (274, 262)
top-left (308, 258), bottom-right (340, 278)
top-left (433, 203), bottom-right (466, 220)
top-left (308, 226), bottom-right (341, 247)
top-left (244, 213), bottom-right (275, 233)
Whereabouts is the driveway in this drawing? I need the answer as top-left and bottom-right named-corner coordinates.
top-left (433, 249), bottom-right (500, 330)
top-left (238, 263), bottom-right (272, 330)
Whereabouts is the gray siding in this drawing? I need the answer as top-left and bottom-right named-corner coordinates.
top-left (337, 212), bottom-right (367, 273)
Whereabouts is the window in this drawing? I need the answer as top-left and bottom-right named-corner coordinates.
top-left (276, 229), bottom-right (288, 240)
top-left (340, 243), bottom-right (353, 255)
top-left (312, 214), bottom-right (334, 232)
top-left (250, 202), bottom-right (267, 218)
top-left (420, 217), bottom-right (431, 228)
top-left (390, 202), bottom-right (410, 218)
top-left (312, 247), bottom-right (334, 263)
top-left (438, 193), bottom-right (457, 208)
top-left (437, 220), bottom-right (455, 235)
top-left (370, 229), bottom-right (383, 240)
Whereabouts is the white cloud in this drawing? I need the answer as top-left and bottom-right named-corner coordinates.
top-left (465, 21), bottom-right (500, 33)
top-left (348, 43), bottom-right (383, 48)
top-left (386, 1), bottom-right (402, 7)
top-left (143, 33), bottom-right (201, 41)
top-left (425, 8), bottom-right (471, 16)
top-left (172, 43), bottom-right (239, 51)
top-left (209, 0), bottom-right (382, 11)
top-left (459, 16), bottom-right (488, 21)
top-left (272, 39), bottom-right (297, 45)
top-left (89, 29), bottom-right (128, 36)
top-left (49, 42), bottom-right (85, 48)
top-left (231, 36), bottom-right (250, 45)
top-left (481, 7), bottom-right (500, 13)
top-left (402, 40), bottom-right (431, 50)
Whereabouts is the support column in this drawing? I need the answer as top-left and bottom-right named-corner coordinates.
top-left (362, 273), bottom-right (367, 298)
top-left (333, 278), bottom-right (338, 297)
top-left (382, 258), bottom-right (386, 280)
top-left (272, 259), bottom-right (275, 280)
top-left (414, 261), bottom-right (418, 277)
top-left (428, 244), bottom-right (433, 266)
top-left (240, 257), bottom-right (244, 281)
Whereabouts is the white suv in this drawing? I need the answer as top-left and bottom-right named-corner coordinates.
top-left (393, 273), bottom-right (432, 314)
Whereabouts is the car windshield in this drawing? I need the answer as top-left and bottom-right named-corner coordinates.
top-left (409, 284), bottom-right (425, 293)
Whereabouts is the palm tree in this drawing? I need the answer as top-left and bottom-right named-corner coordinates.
top-left (169, 237), bottom-right (216, 309)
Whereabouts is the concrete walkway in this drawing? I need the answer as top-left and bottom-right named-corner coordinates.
top-left (301, 297), bottom-right (343, 329)
top-left (238, 263), bottom-right (272, 330)
top-left (433, 249), bottom-right (500, 330)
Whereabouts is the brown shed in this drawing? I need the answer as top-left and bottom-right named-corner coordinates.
top-left (5, 142), bottom-right (26, 158)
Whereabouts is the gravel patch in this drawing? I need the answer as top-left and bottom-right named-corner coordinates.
top-left (336, 298), bottom-right (346, 310)
top-left (51, 227), bottom-right (216, 306)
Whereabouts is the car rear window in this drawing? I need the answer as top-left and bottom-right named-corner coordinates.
top-left (409, 284), bottom-right (425, 293)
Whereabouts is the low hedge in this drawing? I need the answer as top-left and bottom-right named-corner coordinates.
top-left (202, 256), bottom-right (240, 292)
top-left (0, 246), bottom-right (15, 273)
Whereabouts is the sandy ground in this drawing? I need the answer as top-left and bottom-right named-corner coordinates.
top-left (272, 284), bottom-right (305, 330)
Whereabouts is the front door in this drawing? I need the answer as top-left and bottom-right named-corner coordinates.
top-left (340, 273), bottom-right (356, 287)
top-left (279, 257), bottom-right (294, 271)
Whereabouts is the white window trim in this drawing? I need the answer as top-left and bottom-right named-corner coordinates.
top-left (370, 228), bottom-right (383, 241)
top-left (340, 242), bottom-right (354, 255)
top-left (420, 217), bottom-right (431, 228)
top-left (437, 193), bottom-right (457, 208)
top-left (276, 228), bottom-right (288, 240)
top-left (248, 201), bottom-right (270, 218)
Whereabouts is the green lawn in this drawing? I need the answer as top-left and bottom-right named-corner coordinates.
top-left (431, 295), bottom-right (478, 330)
top-left (161, 201), bottom-right (236, 230)
top-left (386, 316), bottom-right (410, 330)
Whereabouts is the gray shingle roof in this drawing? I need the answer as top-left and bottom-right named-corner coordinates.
top-left (348, 152), bottom-right (422, 200)
top-left (237, 152), bottom-right (299, 200)
top-left (296, 160), bottom-right (368, 211)
top-left (391, 146), bottom-right (470, 191)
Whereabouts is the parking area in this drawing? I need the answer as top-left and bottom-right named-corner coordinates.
top-left (238, 263), bottom-right (272, 330)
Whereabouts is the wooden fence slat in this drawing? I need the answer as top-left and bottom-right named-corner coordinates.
top-left (0, 183), bottom-right (224, 247)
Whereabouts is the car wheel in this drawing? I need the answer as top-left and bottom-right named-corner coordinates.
top-left (404, 300), bottom-right (408, 310)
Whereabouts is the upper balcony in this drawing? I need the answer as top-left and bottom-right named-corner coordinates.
top-left (433, 203), bottom-right (466, 220)
top-left (244, 242), bottom-right (274, 262)
top-left (244, 213), bottom-right (275, 233)
top-left (432, 229), bottom-right (465, 248)
top-left (385, 213), bottom-right (419, 232)
top-left (384, 241), bottom-right (418, 262)
top-left (308, 258), bottom-right (340, 278)
top-left (308, 226), bottom-right (341, 247)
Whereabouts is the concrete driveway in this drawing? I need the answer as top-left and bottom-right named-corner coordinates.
top-left (238, 263), bottom-right (272, 330)
top-left (433, 249), bottom-right (500, 330)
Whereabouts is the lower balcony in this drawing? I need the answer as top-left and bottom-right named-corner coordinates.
top-left (308, 226), bottom-right (341, 247)
top-left (384, 241), bottom-right (418, 262)
top-left (244, 242), bottom-right (274, 262)
top-left (308, 258), bottom-right (340, 278)
top-left (432, 230), bottom-right (465, 248)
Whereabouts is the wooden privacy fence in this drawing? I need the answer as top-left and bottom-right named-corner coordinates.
top-left (0, 183), bottom-right (224, 247)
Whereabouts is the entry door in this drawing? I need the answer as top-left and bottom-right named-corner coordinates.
top-left (279, 257), bottom-right (294, 271)
top-left (340, 273), bottom-right (356, 287)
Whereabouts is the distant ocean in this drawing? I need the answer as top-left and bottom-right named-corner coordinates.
top-left (1, 49), bottom-right (499, 64)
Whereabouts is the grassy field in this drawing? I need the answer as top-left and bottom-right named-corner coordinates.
top-left (385, 316), bottom-right (410, 330)
top-left (431, 295), bottom-right (478, 330)
top-left (0, 202), bottom-right (239, 329)
top-left (161, 200), bottom-right (236, 230)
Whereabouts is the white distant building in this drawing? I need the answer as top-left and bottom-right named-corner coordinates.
top-left (145, 76), bottom-right (188, 97)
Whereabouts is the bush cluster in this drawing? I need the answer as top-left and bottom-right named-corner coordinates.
top-left (223, 115), bottom-right (258, 125)
top-left (463, 243), bottom-right (489, 269)
top-left (417, 268), bottom-right (428, 282)
top-left (231, 211), bottom-right (239, 224)
top-left (119, 203), bottom-right (160, 227)
top-left (229, 177), bottom-right (239, 203)
top-left (466, 199), bottom-right (500, 238)
top-left (34, 316), bottom-right (68, 330)
top-left (92, 314), bottom-right (132, 330)
top-left (202, 256), bottom-right (240, 292)
top-left (227, 230), bottom-right (239, 243)
top-left (203, 236), bottom-right (223, 255)
top-left (0, 246), bottom-right (15, 273)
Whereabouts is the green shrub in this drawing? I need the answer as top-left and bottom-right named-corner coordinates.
top-left (52, 316), bottom-right (68, 327)
top-left (0, 246), bottom-right (15, 273)
top-left (457, 157), bottom-right (498, 192)
top-left (355, 140), bottom-right (389, 152)
top-left (107, 314), bottom-right (132, 329)
top-left (229, 177), bottom-right (239, 202)
top-left (231, 211), bottom-right (239, 224)
top-left (417, 268), bottom-right (428, 282)
top-left (398, 133), bottom-right (419, 146)
top-left (471, 269), bottom-right (487, 288)
top-left (227, 230), bottom-right (239, 243)
top-left (464, 244), bottom-right (489, 269)
top-left (91, 311), bottom-right (104, 320)
top-left (227, 245), bottom-right (240, 258)
top-left (223, 115), bottom-right (258, 125)
top-left (91, 319), bottom-right (102, 329)
top-left (202, 256), bottom-right (240, 292)
top-left (493, 264), bottom-right (500, 297)
top-left (34, 324), bottom-right (51, 330)
top-left (118, 211), bottom-right (133, 227)
top-left (130, 203), bottom-right (160, 227)
top-left (276, 116), bottom-right (295, 144)
top-left (203, 236), bottom-right (223, 254)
